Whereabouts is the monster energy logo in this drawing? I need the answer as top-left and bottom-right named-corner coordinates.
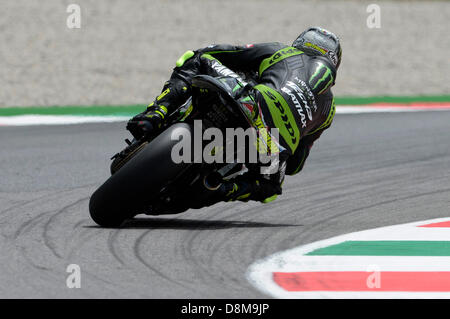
top-left (309, 63), bottom-right (334, 94)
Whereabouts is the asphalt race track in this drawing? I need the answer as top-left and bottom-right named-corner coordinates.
top-left (0, 111), bottom-right (449, 298)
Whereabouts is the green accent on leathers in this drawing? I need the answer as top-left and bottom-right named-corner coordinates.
top-left (254, 84), bottom-right (300, 153)
top-left (176, 50), bottom-right (195, 67)
top-left (309, 63), bottom-right (334, 94)
top-left (262, 194), bottom-right (278, 203)
top-left (259, 47), bottom-right (303, 75)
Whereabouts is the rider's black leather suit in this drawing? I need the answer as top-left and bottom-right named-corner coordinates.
top-left (146, 42), bottom-right (337, 205)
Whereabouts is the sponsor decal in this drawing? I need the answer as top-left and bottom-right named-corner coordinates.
top-left (293, 77), bottom-right (317, 112)
top-left (268, 48), bottom-right (299, 65)
top-left (327, 51), bottom-right (338, 67)
top-left (280, 86), bottom-right (307, 128)
top-left (285, 81), bottom-right (313, 120)
top-left (211, 61), bottom-right (247, 86)
top-left (309, 63), bottom-right (334, 94)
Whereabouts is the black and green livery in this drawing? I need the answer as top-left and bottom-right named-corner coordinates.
top-left (156, 42), bottom-right (337, 177)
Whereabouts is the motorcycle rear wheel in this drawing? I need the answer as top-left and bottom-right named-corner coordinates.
top-left (89, 123), bottom-right (192, 227)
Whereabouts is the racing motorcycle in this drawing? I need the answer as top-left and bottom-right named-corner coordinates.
top-left (89, 75), bottom-right (278, 227)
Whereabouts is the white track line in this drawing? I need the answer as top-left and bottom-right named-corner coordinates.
top-left (0, 115), bottom-right (129, 126)
top-left (0, 105), bottom-right (449, 126)
top-left (337, 106), bottom-right (450, 113)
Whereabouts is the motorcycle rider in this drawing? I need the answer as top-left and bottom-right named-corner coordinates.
top-left (127, 27), bottom-right (342, 208)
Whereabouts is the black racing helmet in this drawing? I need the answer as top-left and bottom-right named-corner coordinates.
top-left (292, 27), bottom-right (342, 70)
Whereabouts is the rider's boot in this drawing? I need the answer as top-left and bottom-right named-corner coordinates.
top-left (126, 76), bottom-right (191, 139)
